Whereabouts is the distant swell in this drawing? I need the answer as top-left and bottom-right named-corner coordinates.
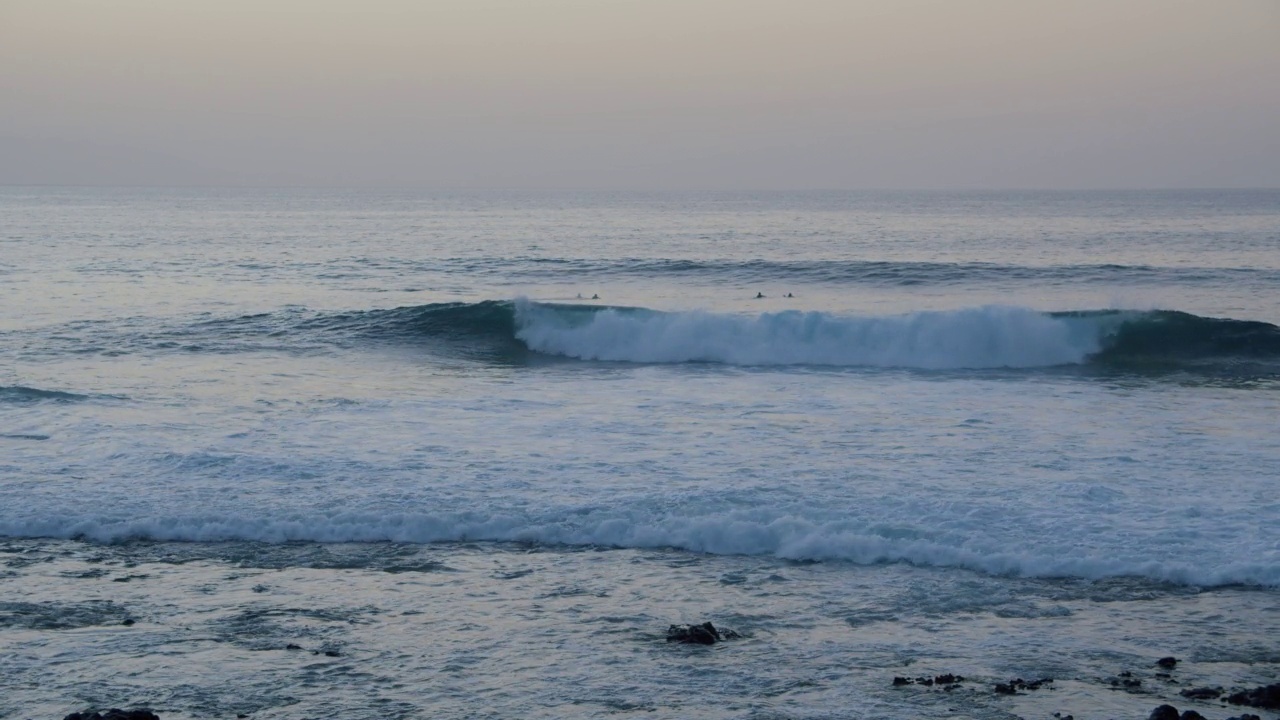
top-left (0, 385), bottom-right (90, 404)
top-left (0, 511), bottom-right (1274, 588)
top-left (399, 256), bottom-right (1280, 288)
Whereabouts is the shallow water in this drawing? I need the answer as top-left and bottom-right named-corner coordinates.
top-left (4, 539), bottom-right (1278, 720)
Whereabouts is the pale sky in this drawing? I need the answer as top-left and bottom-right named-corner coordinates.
top-left (2, 0), bottom-right (1278, 189)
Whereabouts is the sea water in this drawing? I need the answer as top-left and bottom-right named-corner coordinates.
top-left (1, 188), bottom-right (1278, 719)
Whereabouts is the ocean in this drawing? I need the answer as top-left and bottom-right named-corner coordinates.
top-left (1, 187), bottom-right (1277, 720)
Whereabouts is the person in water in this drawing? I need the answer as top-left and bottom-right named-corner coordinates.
top-left (755, 292), bottom-right (765, 299)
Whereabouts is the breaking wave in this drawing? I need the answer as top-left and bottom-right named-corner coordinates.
top-left (1, 509), bottom-right (1275, 588)
top-left (367, 300), bottom-right (1280, 372)
top-left (15, 301), bottom-right (1280, 373)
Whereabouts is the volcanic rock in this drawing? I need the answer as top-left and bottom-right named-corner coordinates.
top-left (1225, 683), bottom-right (1280, 710)
top-left (64, 710), bottom-right (160, 720)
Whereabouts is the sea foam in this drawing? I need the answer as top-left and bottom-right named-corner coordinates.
top-left (2, 509), bottom-right (1274, 588)
top-left (514, 302), bottom-right (1101, 369)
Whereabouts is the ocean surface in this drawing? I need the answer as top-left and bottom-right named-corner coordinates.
top-left (2, 188), bottom-right (1278, 720)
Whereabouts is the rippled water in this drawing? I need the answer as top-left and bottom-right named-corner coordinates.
top-left (1, 188), bottom-right (1278, 719)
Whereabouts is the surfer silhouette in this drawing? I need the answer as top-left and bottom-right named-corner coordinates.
top-left (591, 293), bottom-right (599, 299)
top-left (755, 292), bottom-right (765, 299)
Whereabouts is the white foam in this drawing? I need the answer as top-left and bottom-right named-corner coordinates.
top-left (514, 302), bottom-right (1102, 368)
top-left (3, 509), bottom-right (1275, 588)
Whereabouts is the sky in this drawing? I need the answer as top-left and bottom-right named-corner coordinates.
top-left (1, 0), bottom-right (1278, 189)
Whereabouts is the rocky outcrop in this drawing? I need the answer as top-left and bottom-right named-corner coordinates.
top-left (1226, 683), bottom-right (1280, 710)
top-left (64, 710), bottom-right (160, 720)
top-left (892, 673), bottom-right (964, 689)
top-left (665, 621), bottom-right (741, 645)
top-left (994, 677), bottom-right (1052, 694)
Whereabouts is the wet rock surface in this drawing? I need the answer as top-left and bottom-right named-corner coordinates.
top-left (1225, 683), bottom-right (1280, 710)
top-left (994, 677), bottom-right (1053, 694)
top-left (891, 673), bottom-right (965, 689)
top-left (64, 710), bottom-right (160, 720)
top-left (665, 621), bottom-right (740, 645)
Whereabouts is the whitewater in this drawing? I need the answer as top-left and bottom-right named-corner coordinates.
top-left (2, 188), bottom-right (1278, 720)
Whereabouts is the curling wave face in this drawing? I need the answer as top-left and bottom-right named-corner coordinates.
top-left (513, 301), bottom-right (1101, 368)
top-left (369, 300), bottom-right (1280, 372)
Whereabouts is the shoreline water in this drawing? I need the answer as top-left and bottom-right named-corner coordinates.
top-left (3, 538), bottom-right (1277, 720)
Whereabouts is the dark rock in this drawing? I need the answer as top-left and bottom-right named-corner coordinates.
top-left (284, 643), bottom-right (302, 651)
top-left (894, 673), bottom-right (965, 690)
top-left (1180, 711), bottom-right (1206, 720)
top-left (1225, 714), bottom-right (1261, 720)
top-left (1180, 687), bottom-right (1223, 700)
top-left (64, 710), bottom-right (160, 720)
top-left (1124, 678), bottom-right (1143, 689)
top-left (1226, 683), bottom-right (1280, 709)
top-left (323, 650), bottom-right (341, 657)
top-left (121, 618), bottom-right (135, 627)
top-left (1157, 656), bottom-right (1179, 669)
top-left (666, 621), bottom-right (731, 645)
top-left (1148, 705), bottom-right (1180, 720)
top-left (994, 677), bottom-right (1052, 695)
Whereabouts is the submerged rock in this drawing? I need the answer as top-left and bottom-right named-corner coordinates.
top-left (665, 621), bottom-right (740, 645)
top-left (1109, 671), bottom-right (1142, 689)
top-left (1148, 705), bottom-right (1179, 720)
top-left (1157, 656), bottom-right (1179, 669)
top-left (1180, 687), bottom-right (1223, 700)
top-left (64, 710), bottom-right (160, 720)
top-left (994, 677), bottom-right (1052, 694)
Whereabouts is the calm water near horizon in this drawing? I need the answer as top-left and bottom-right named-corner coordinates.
top-left (2, 187), bottom-right (1278, 720)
